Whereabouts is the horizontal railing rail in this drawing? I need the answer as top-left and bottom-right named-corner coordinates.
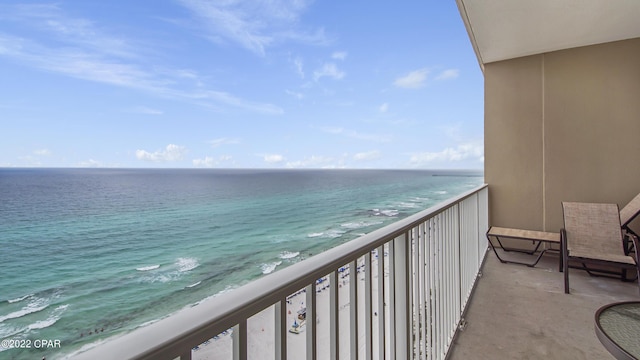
top-left (74, 184), bottom-right (488, 360)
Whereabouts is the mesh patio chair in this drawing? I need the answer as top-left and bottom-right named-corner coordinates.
top-left (561, 202), bottom-right (640, 294)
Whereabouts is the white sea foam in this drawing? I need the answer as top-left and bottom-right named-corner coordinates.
top-left (341, 221), bottom-right (383, 229)
top-left (28, 318), bottom-right (57, 330)
top-left (176, 257), bottom-right (199, 272)
top-left (279, 251), bottom-right (300, 259)
top-left (380, 209), bottom-right (399, 217)
top-left (369, 208), bottom-right (399, 217)
top-left (197, 285), bottom-right (238, 305)
top-left (27, 304), bottom-right (68, 331)
top-left (329, 229), bottom-right (346, 238)
top-left (136, 265), bottom-right (160, 271)
top-left (63, 338), bottom-right (111, 359)
top-left (397, 202), bottom-right (419, 208)
top-left (0, 305), bottom-right (48, 323)
top-left (186, 281), bottom-right (202, 288)
top-left (7, 294), bottom-right (32, 303)
top-left (261, 261), bottom-right (282, 274)
top-left (139, 258), bottom-right (198, 283)
top-left (148, 274), bottom-right (173, 283)
top-left (0, 323), bottom-right (21, 340)
top-left (0, 297), bottom-right (49, 323)
top-left (308, 229), bottom-right (346, 238)
top-left (433, 190), bottom-right (448, 195)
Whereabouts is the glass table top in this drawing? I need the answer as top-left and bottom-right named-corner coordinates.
top-left (596, 302), bottom-right (640, 360)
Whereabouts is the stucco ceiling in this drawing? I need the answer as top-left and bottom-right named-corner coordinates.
top-left (457, 0), bottom-right (640, 67)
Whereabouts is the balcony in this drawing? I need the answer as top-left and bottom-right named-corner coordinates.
top-left (450, 250), bottom-right (639, 359)
top-left (74, 185), bottom-right (489, 359)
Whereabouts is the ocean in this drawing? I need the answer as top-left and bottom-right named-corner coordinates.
top-left (0, 168), bottom-right (483, 359)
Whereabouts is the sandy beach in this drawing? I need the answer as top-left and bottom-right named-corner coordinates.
top-left (192, 252), bottom-right (388, 360)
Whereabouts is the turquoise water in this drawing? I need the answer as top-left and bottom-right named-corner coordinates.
top-left (0, 168), bottom-right (483, 359)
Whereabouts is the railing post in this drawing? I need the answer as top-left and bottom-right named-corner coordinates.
top-left (388, 240), bottom-right (396, 360)
top-left (411, 227), bottom-right (418, 359)
top-left (457, 198), bottom-right (465, 324)
top-left (233, 321), bottom-right (247, 360)
top-left (394, 232), bottom-right (410, 360)
top-left (426, 218), bottom-right (434, 359)
top-left (275, 299), bottom-right (287, 360)
top-left (377, 245), bottom-right (386, 360)
top-left (349, 260), bottom-right (359, 359)
top-left (365, 252), bottom-right (373, 360)
top-left (306, 283), bottom-right (317, 360)
top-left (330, 270), bottom-right (339, 360)
top-left (418, 222), bottom-right (426, 359)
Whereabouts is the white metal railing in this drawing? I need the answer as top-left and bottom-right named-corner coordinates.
top-left (73, 185), bottom-right (488, 360)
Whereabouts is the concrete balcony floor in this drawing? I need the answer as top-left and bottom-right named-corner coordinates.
top-left (449, 250), bottom-right (640, 360)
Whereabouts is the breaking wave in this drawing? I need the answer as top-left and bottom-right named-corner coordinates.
top-left (27, 304), bottom-right (69, 331)
top-left (136, 265), bottom-right (160, 271)
top-left (279, 251), bottom-right (300, 259)
top-left (261, 261), bottom-right (282, 275)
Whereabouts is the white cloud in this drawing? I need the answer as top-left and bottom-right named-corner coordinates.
top-left (313, 63), bottom-right (345, 81)
top-left (136, 144), bottom-right (187, 162)
top-left (0, 8), bottom-right (282, 115)
top-left (331, 51), bottom-right (347, 60)
top-left (3, 4), bottom-right (138, 59)
top-left (208, 138), bottom-right (240, 148)
top-left (18, 155), bottom-right (41, 166)
top-left (409, 142), bottom-right (484, 165)
top-left (192, 155), bottom-right (232, 167)
top-left (436, 69), bottom-right (459, 80)
top-left (292, 57), bottom-right (304, 78)
top-left (285, 155), bottom-right (336, 168)
top-left (78, 159), bottom-right (102, 167)
top-left (188, 90), bottom-right (284, 115)
top-left (394, 68), bottom-right (429, 89)
top-left (379, 103), bottom-right (389, 113)
top-left (176, 0), bottom-right (324, 56)
top-left (285, 89), bottom-right (304, 99)
top-left (262, 154), bottom-right (284, 163)
top-left (0, 34), bottom-right (162, 89)
top-left (439, 123), bottom-right (463, 141)
top-left (354, 151), bottom-right (381, 161)
top-left (320, 127), bottom-right (392, 143)
top-left (33, 149), bottom-right (51, 156)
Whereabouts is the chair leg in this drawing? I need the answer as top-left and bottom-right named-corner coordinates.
top-left (631, 234), bottom-right (640, 295)
top-left (561, 229), bottom-right (570, 294)
top-left (559, 238), bottom-right (563, 272)
top-left (564, 259), bottom-right (570, 294)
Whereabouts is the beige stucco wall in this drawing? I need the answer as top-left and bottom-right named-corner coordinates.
top-left (485, 37), bottom-right (640, 232)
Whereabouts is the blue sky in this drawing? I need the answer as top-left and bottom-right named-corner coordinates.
top-left (0, 1), bottom-right (484, 169)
